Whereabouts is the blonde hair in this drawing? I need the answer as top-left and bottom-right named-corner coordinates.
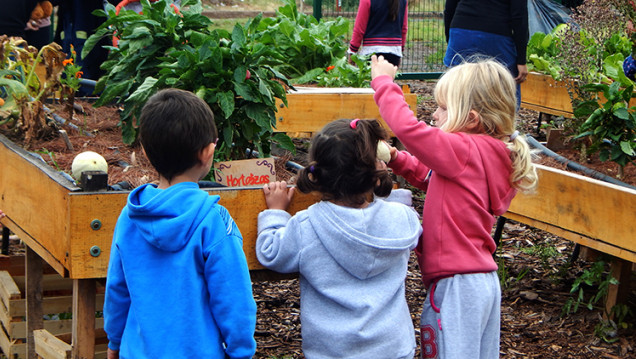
top-left (434, 59), bottom-right (538, 193)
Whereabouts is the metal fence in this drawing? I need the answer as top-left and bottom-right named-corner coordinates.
top-left (312, 0), bottom-right (446, 78)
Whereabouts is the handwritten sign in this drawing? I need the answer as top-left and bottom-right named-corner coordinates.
top-left (214, 157), bottom-right (276, 187)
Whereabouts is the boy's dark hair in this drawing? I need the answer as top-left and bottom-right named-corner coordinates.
top-left (296, 118), bottom-right (393, 206)
top-left (139, 88), bottom-right (218, 181)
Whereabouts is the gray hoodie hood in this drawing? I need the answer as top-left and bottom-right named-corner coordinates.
top-left (307, 200), bottom-right (421, 280)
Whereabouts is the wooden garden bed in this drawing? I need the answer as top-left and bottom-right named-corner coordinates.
top-left (520, 72), bottom-right (636, 118)
top-left (505, 164), bottom-right (636, 312)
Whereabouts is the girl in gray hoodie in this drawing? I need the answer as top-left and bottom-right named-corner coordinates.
top-left (256, 118), bottom-right (423, 359)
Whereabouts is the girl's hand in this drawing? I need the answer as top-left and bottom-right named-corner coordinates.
top-left (263, 181), bottom-right (295, 211)
top-left (371, 55), bottom-right (398, 80)
top-left (0, 210), bottom-right (5, 219)
top-left (389, 144), bottom-right (398, 162)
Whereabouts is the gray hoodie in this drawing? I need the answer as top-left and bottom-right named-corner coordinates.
top-left (257, 196), bottom-right (422, 359)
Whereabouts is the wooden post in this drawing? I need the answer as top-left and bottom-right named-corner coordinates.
top-left (605, 257), bottom-right (632, 319)
top-left (26, 246), bottom-right (44, 359)
top-left (72, 279), bottom-right (96, 359)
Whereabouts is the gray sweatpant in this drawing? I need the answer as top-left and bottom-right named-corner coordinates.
top-left (420, 271), bottom-right (501, 359)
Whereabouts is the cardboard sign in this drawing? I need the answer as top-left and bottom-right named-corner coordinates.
top-left (214, 157), bottom-right (276, 187)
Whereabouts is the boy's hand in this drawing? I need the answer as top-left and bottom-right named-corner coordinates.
top-left (371, 55), bottom-right (398, 80)
top-left (107, 348), bottom-right (119, 359)
top-left (263, 181), bottom-right (295, 210)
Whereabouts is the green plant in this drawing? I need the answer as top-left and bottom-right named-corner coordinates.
top-left (563, 259), bottom-right (618, 316)
top-left (83, 0), bottom-right (295, 161)
top-left (0, 36), bottom-right (68, 144)
top-left (59, 45), bottom-right (84, 120)
top-left (36, 148), bottom-right (62, 171)
top-left (520, 243), bottom-right (561, 270)
top-left (293, 54), bottom-right (371, 87)
top-left (573, 81), bottom-right (636, 178)
top-left (249, 0), bottom-right (351, 83)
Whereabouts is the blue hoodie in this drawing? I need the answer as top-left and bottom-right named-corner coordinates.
top-left (257, 196), bottom-right (423, 359)
top-left (104, 182), bottom-right (256, 359)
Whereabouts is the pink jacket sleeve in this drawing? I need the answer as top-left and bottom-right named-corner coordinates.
top-left (372, 75), bottom-right (473, 179)
top-left (402, 1), bottom-right (408, 50)
top-left (349, 0), bottom-right (371, 52)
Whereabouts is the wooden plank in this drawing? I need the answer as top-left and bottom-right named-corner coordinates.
top-left (0, 270), bottom-right (21, 311)
top-left (605, 258), bottom-right (632, 318)
top-left (506, 164), bottom-right (636, 261)
top-left (0, 218), bottom-right (66, 277)
top-left (521, 72), bottom-right (636, 117)
top-left (211, 187), bottom-right (320, 270)
top-left (0, 135), bottom-right (73, 276)
top-left (0, 322), bottom-right (22, 359)
top-left (503, 213), bottom-right (636, 263)
top-left (11, 318), bottom-right (105, 342)
top-left (520, 73), bottom-right (574, 117)
top-left (0, 255), bottom-right (58, 277)
top-left (72, 279), bottom-right (96, 359)
top-left (67, 192), bottom-right (127, 279)
top-left (274, 88), bottom-right (417, 135)
top-left (12, 274), bottom-right (75, 294)
top-left (26, 247), bottom-right (44, 359)
top-left (8, 295), bottom-right (105, 329)
top-left (34, 329), bottom-right (72, 359)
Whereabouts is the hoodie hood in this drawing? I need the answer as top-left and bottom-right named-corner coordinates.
top-left (307, 200), bottom-right (421, 280)
top-left (126, 182), bottom-right (219, 252)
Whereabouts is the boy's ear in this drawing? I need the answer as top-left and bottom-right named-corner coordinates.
top-left (199, 141), bottom-right (216, 164)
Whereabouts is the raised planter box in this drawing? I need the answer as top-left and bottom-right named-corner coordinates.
top-left (274, 86), bottom-right (418, 136)
top-left (0, 86), bottom-right (414, 279)
top-left (506, 164), bottom-right (636, 263)
top-left (0, 134), bottom-right (319, 279)
top-left (505, 164), bottom-right (636, 312)
top-left (521, 72), bottom-right (636, 118)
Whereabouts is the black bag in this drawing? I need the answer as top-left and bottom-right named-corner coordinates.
top-left (528, 0), bottom-right (572, 36)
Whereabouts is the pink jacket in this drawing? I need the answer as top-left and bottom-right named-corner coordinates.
top-left (372, 75), bottom-right (517, 287)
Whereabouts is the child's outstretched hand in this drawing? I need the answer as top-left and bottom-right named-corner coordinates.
top-left (371, 55), bottom-right (398, 81)
top-left (263, 181), bottom-right (295, 211)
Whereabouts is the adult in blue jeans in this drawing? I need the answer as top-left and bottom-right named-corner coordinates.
top-left (443, 0), bottom-right (529, 109)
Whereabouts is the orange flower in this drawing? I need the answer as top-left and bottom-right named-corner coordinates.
top-left (326, 65), bottom-right (335, 72)
top-left (70, 44), bottom-right (76, 57)
top-left (63, 58), bottom-right (73, 66)
top-left (75, 71), bottom-right (83, 78)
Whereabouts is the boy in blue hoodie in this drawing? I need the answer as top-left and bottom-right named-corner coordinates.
top-left (104, 88), bottom-right (257, 359)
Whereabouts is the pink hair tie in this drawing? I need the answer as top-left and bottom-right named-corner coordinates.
top-left (350, 119), bottom-right (360, 129)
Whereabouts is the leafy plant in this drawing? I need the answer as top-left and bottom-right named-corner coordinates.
top-left (248, 0), bottom-right (350, 83)
top-left (293, 54), bottom-right (371, 88)
top-left (573, 81), bottom-right (636, 178)
top-left (83, 0), bottom-right (295, 161)
top-left (59, 45), bottom-right (84, 120)
top-left (0, 36), bottom-right (68, 145)
top-left (563, 259), bottom-right (618, 315)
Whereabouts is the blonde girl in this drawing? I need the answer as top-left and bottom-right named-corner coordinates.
top-left (370, 56), bottom-right (537, 359)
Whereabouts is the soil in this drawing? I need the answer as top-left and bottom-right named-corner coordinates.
top-left (1, 80), bottom-right (635, 358)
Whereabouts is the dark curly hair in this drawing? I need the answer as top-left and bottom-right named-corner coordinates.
top-left (295, 119), bottom-right (394, 206)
